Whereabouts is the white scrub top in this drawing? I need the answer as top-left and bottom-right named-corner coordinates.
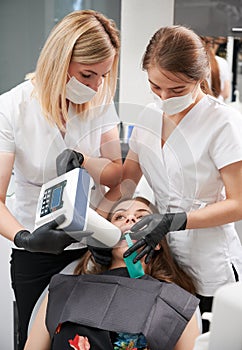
top-left (216, 56), bottom-right (230, 89)
top-left (0, 80), bottom-right (120, 248)
top-left (129, 95), bottom-right (242, 296)
top-left (207, 55), bottom-right (231, 101)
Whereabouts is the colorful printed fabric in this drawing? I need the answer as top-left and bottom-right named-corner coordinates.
top-left (114, 332), bottom-right (148, 349)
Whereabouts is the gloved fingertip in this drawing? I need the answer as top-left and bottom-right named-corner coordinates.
top-left (123, 251), bottom-right (130, 258)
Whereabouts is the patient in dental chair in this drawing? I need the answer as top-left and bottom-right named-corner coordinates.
top-left (24, 197), bottom-right (200, 350)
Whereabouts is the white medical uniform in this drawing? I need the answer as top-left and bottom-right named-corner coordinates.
top-left (0, 80), bottom-right (119, 248)
top-left (129, 95), bottom-right (242, 296)
top-left (207, 55), bottom-right (231, 102)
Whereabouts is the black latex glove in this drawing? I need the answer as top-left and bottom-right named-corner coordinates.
top-left (123, 212), bottom-right (187, 264)
top-left (88, 246), bottom-right (113, 266)
top-left (14, 215), bottom-right (88, 255)
top-left (87, 237), bottom-right (112, 266)
top-left (56, 149), bottom-right (84, 176)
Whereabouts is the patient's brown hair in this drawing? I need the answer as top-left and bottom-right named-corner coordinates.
top-left (75, 197), bottom-right (196, 294)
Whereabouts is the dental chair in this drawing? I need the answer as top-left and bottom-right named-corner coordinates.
top-left (194, 282), bottom-right (242, 350)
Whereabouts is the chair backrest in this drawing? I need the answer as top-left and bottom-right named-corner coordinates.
top-left (208, 282), bottom-right (242, 350)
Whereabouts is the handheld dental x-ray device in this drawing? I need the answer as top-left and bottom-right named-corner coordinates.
top-left (35, 168), bottom-right (91, 231)
top-left (35, 168), bottom-right (121, 247)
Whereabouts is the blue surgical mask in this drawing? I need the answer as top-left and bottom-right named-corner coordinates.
top-left (66, 76), bottom-right (96, 104)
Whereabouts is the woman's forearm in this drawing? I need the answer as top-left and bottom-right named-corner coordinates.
top-left (0, 201), bottom-right (24, 240)
top-left (83, 155), bottom-right (122, 188)
top-left (186, 198), bottom-right (242, 230)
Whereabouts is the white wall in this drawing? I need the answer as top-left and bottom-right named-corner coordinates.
top-left (119, 0), bottom-right (174, 123)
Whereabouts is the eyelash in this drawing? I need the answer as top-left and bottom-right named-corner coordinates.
top-left (113, 214), bottom-right (145, 221)
top-left (171, 89), bottom-right (185, 94)
top-left (81, 73), bottom-right (108, 79)
top-left (114, 215), bottom-right (125, 221)
top-left (81, 73), bottom-right (91, 79)
top-left (151, 85), bottom-right (160, 90)
top-left (151, 84), bottom-right (185, 94)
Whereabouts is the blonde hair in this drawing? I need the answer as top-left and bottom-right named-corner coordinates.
top-left (28, 10), bottom-right (120, 129)
top-left (142, 25), bottom-right (211, 94)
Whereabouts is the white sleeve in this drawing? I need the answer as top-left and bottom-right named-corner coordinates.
top-left (0, 108), bottom-right (15, 152)
top-left (217, 56), bottom-right (230, 81)
top-left (100, 102), bottom-right (120, 134)
top-left (209, 112), bottom-right (242, 169)
top-left (128, 125), bottom-right (139, 154)
top-left (216, 56), bottom-right (231, 90)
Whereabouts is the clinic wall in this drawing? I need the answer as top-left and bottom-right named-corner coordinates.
top-left (0, 1), bottom-right (45, 348)
top-left (119, 0), bottom-right (174, 122)
top-left (0, 0), bottom-right (46, 94)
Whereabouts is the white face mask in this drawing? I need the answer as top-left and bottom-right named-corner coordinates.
top-left (153, 85), bottom-right (198, 115)
top-left (66, 76), bottom-right (96, 104)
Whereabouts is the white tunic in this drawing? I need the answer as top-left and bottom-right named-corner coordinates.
top-left (0, 80), bottom-right (119, 246)
top-left (207, 55), bottom-right (231, 101)
top-left (129, 95), bottom-right (242, 296)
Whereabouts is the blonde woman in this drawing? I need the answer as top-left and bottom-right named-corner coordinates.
top-left (0, 10), bottom-right (122, 349)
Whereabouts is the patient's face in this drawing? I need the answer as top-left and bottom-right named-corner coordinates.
top-left (110, 199), bottom-right (152, 234)
top-left (110, 199), bottom-right (152, 263)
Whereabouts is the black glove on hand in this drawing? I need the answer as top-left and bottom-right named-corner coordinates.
top-left (14, 215), bottom-right (79, 254)
top-left (56, 149), bottom-right (84, 176)
top-left (87, 237), bottom-right (112, 266)
top-left (88, 245), bottom-right (113, 266)
top-left (123, 212), bottom-right (187, 264)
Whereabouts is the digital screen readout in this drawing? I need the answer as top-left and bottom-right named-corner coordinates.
top-left (51, 186), bottom-right (62, 209)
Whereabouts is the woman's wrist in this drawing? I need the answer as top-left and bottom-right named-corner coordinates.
top-left (81, 154), bottom-right (89, 168)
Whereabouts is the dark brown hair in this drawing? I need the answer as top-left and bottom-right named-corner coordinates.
top-left (142, 25), bottom-right (211, 95)
top-left (75, 197), bottom-right (196, 294)
top-left (201, 37), bottom-right (221, 98)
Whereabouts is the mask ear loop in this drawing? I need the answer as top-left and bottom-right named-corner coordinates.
top-left (192, 81), bottom-right (200, 100)
top-left (124, 233), bottom-right (145, 278)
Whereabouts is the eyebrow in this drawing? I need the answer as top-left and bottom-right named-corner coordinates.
top-left (112, 208), bottom-right (153, 216)
top-left (148, 78), bottom-right (186, 90)
top-left (148, 79), bottom-right (159, 88)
